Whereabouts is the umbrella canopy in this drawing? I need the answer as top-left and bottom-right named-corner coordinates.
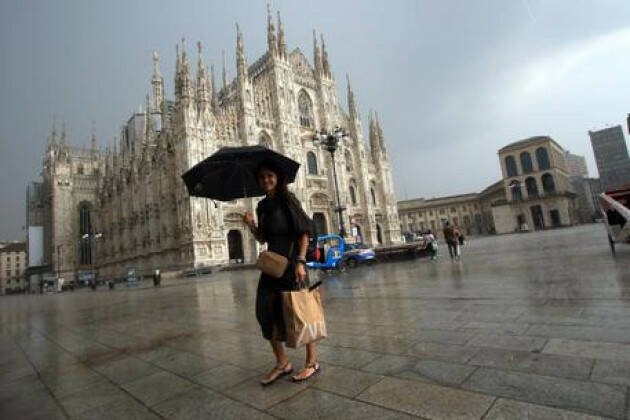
top-left (181, 145), bottom-right (301, 201)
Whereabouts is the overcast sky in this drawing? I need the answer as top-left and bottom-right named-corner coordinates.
top-left (2, 0), bottom-right (630, 240)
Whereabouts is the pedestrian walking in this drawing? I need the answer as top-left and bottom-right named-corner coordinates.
top-left (424, 230), bottom-right (438, 261)
top-left (243, 160), bottom-right (321, 385)
top-left (152, 269), bottom-right (161, 287)
top-left (443, 221), bottom-right (459, 260)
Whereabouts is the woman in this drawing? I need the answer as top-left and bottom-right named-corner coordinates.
top-left (243, 160), bottom-right (320, 385)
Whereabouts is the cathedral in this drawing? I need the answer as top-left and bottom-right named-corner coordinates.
top-left (40, 10), bottom-right (401, 280)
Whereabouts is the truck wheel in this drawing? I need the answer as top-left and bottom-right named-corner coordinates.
top-left (347, 258), bottom-right (358, 268)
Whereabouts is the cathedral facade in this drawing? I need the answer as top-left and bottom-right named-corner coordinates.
top-left (40, 12), bottom-right (401, 279)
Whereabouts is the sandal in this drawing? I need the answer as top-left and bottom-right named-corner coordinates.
top-left (260, 362), bottom-right (293, 386)
top-left (291, 362), bottom-right (320, 382)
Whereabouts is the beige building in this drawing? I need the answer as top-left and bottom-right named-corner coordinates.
top-left (38, 12), bottom-right (401, 280)
top-left (0, 242), bottom-right (27, 295)
top-left (398, 179), bottom-right (506, 240)
top-left (398, 137), bottom-right (579, 237)
top-left (492, 136), bottom-right (577, 233)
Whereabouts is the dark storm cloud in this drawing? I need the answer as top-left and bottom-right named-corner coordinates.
top-left (2, 0), bottom-right (630, 239)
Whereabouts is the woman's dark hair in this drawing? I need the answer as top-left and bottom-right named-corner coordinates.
top-left (255, 159), bottom-right (289, 197)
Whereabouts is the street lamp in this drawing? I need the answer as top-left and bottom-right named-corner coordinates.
top-left (82, 232), bottom-right (103, 286)
top-left (313, 126), bottom-right (348, 237)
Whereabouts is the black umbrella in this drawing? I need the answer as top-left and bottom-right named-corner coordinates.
top-left (181, 145), bottom-right (301, 201)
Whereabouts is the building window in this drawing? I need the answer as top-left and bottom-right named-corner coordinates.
top-left (525, 177), bottom-right (539, 198)
top-left (439, 208), bottom-right (445, 215)
top-left (79, 203), bottom-right (92, 265)
top-left (520, 152), bottom-right (533, 174)
top-left (307, 151), bottom-right (318, 175)
top-left (77, 164), bottom-right (84, 175)
top-left (505, 155), bottom-right (518, 177)
top-left (298, 90), bottom-right (313, 128)
top-left (450, 207), bottom-right (456, 213)
top-left (349, 185), bottom-right (357, 205)
top-left (542, 173), bottom-right (556, 194)
top-left (510, 180), bottom-right (522, 201)
top-left (370, 188), bottom-right (377, 206)
top-left (429, 210), bottom-right (433, 216)
top-left (536, 147), bottom-right (551, 170)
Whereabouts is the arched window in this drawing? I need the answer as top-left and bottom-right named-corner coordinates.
top-left (259, 132), bottom-right (272, 149)
top-left (505, 156), bottom-right (518, 177)
top-left (313, 212), bottom-right (327, 234)
top-left (520, 152), bottom-right (533, 174)
top-left (376, 224), bottom-right (383, 244)
top-left (525, 177), bottom-right (538, 198)
top-left (542, 173), bottom-right (556, 194)
top-left (79, 203), bottom-right (92, 265)
top-left (510, 180), bottom-right (522, 201)
top-left (370, 188), bottom-right (377, 206)
top-left (298, 90), bottom-right (313, 128)
top-left (349, 184), bottom-right (357, 206)
top-left (307, 151), bottom-right (318, 175)
top-left (536, 147), bottom-right (550, 170)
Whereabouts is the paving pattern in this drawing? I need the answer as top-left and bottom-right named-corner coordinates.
top-left (1, 224), bottom-right (630, 419)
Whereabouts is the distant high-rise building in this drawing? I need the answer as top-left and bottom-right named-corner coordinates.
top-left (589, 125), bottom-right (630, 191)
top-left (564, 151), bottom-right (588, 178)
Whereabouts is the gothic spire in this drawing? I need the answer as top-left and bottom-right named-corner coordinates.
top-left (346, 73), bottom-right (357, 120)
top-left (49, 118), bottom-right (57, 150)
top-left (180, 38), bottom-right (194, 101)
top-left (221, 49), bottom-right (228, 89)
top-left (277, 11), bottom-right (287, 59)
top-left (313, 29), bottom-right (322, 74)
top-left (236, 23), bottom-right (248, 81)
top-left (375, 111), bottom-right (386, 152)
top-left (267, 3), bottom-right (277, 56)
top-left (145, 95), bottom-right (154, 144)
top-left (174, 43), bottom-right (182, 98)
top-left (210, 64), bottom-right (217, 111)
top-left (60, 120), bottom-right (68, 154)
top-left (369, 109), bottom-right (379, 152)
top-left (152, 50), bottom-right (164, 111)
top-left (91, 122), bottom-right (97, 152)
top-left (196, 41), bottom-right (210, 107)
top-left (321, 33), bottom-right (331, 78)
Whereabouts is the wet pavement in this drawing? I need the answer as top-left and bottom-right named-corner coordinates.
top-left (1, 224), bottom-right (630, 419)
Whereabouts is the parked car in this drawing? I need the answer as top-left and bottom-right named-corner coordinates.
top-left (344, 243), bottom-right (376, 268)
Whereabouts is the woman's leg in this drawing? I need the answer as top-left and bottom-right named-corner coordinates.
top-left (292, 342), bottom-right (318, 380)
top-left (270, 339), bottom-right (288, 366)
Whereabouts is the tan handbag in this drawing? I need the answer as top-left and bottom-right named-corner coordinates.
top-left (282, 285), bottom-right (327, 348)
top-left (256, 243), bottom-right (294, 279)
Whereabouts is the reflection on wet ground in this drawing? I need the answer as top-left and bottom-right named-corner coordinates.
top-left (1, 224), bottom-right (629, 419)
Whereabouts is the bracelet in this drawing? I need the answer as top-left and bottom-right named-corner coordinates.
top-left (296, 257), bottom-right (307, 264)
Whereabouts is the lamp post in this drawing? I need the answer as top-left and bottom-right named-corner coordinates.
top-left (82, 232), bottom-right (102, 286)
top-left (313, 126), bottom-right (348, 237)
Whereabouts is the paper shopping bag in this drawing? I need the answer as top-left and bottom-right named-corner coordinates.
top-left (282, 288), bottom-right (327, 348)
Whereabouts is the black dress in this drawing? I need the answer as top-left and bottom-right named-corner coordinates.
top-left (255, 193), bottom-right (313, 342)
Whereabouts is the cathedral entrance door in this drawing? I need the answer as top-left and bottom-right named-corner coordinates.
top-left (227, 230), bottom-right (244, 263)
top-left (313, 213), bottom-right (328, 235)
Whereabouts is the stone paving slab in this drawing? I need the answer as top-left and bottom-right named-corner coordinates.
top-left (153, 387), bottom-right (274, 420)
top-left (362, 354), bottom-right (476, 386)
top-left (356, 376), bottom-right (495, 419)
top-left (461, 367), bottom-right (626, 419)
top-left (57, 380), bottom-right (127, 417)
top-left (269, 388), bottom-right (417, 419)
top-left (468, 347), bottom-right (593, 380)
top-left (527, 325), bottom-right (630, 344)
top-left (590, 359), bottom-right (630, 387)
top-left (484, 398), bottom-right (612, 420)
top-left (407, 341), bottom-right (481, 363)
top-left (223, 375), bottom-right (310, 410)
top-left (120, 370), bottom-right (198, 407)
top-left (543, 338), bottom-right (630, 363)
top-left (71, 396), bottom-right (161, 420)
top-left (310, 364), bottom-right (384, 397)
top-left (467, 333), bottom-right (548, 352)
